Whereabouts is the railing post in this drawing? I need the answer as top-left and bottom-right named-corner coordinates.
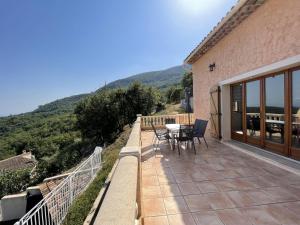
top-left (95, 146), bottom-right (102, 165)
top-left (90, 156), bottom-right (94, 177)
top-left (69, 176), bottom-right (73, 203)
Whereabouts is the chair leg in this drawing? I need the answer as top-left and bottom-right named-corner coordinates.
top-left (153, 136), bottom-right (157, 151)
top-left (203, 137), bottom-right (208, 148)
top-left (152, 133), bottom-right (156, 145)
top-left (154, 138), bottom-right (160, 152)
top-left (192, 139), bottom-right (196, 154)
top-left (197, 137), bottom-right (201, 144)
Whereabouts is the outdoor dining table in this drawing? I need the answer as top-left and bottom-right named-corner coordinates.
top-left (165, 123), bottom-right (180, 150)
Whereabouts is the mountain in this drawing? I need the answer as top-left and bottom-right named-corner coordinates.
top-left (30, 65), bottom-right (188, 115)
top-left (102, 65), bottom-right (188, 91)
top-left (0, 65), bottom-right (188, 118)
top-left (33, 94), bottom-right (90, 115)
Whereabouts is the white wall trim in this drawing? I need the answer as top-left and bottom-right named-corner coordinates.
top-left (219, 54), bottom-right (300, 85)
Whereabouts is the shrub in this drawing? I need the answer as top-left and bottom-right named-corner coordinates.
top-left (0, 169), bottom-right (31, 199)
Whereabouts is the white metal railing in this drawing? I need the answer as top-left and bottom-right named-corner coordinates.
top-left (15, 147), bottom-right (103, 225)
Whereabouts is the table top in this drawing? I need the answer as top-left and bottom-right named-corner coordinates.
top-left (165, 123), bottom-right (180, 131)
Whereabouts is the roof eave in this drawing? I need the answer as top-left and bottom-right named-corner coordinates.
top-left (184, 0), bottom-right (265, 65)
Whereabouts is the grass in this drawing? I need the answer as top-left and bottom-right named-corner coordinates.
top-left (62, 126), bottom-right (131, 225)
top-left (154, 103), bottom-right (185, 115)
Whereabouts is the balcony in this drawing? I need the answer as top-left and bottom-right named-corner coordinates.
top-left (92, 113), bottom-right (300, 225)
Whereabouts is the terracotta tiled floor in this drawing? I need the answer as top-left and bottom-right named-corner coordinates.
top-left (141, 131), bottom-right (300, 225)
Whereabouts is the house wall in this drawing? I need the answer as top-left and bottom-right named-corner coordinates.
top-left (192, 0), bottom-right (300, 135)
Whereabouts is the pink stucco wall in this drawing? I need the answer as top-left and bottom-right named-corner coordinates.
top-left (192, 0), bottom-right (300, 123)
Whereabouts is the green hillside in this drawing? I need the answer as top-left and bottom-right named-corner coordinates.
top-left (34, 94), bottom-right (90, 115)
top-left (23, 65), bottom-right (187, 115)
top-left (103, 65), bottom-right (187, 91)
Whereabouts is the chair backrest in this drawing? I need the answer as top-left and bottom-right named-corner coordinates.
top-left (193, 119), bottom-right (208, 137)
top-left (178, 124), bottom-right (193, 139)
top-left (151, 122), bottom-right (160, 138)
top-left (252, 117), bottom-right (260, 131)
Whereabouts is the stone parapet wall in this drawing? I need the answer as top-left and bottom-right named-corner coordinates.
top-left (93, 115), bottom-right (142, 225)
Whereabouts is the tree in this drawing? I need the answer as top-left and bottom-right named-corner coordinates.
top-left (165, 86), bottom-right (183, 103)
top-left (75, 82), bottom-right (158, 145)
top-left (181, 72), bottom-right (193, 96)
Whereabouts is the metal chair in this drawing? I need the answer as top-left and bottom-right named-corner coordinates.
top-left (151, 122), bottom-right (171, 151)
top-left (175, 124), bottom-right (195, 155)
top-left (193, 119), bottom-right (208, 148)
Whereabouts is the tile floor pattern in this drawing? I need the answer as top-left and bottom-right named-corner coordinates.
top-left (141, 131), bottom-right (300, 225)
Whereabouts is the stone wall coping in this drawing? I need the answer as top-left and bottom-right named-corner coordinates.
top-left (119, 146), bottom-right (141, 158)
top-left (93, 156), bottom-right (138, 225)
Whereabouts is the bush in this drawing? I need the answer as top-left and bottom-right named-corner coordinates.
top-left (62, 126), bottom-right (131, 225)
top-left (0, 169), bottom-right (31, 199)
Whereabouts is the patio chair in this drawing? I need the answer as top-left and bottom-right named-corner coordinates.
top-left (174, 124), bottom-right (195, 155)
top-left (151, 122), bottom-right (171, 152)
top-left (193, 119), bottom-right (208, 148)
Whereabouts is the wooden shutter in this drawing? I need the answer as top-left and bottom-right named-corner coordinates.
top-left (210, 86), bottom-right (222, 139)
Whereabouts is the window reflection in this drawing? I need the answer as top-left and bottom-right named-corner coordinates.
top-left (246, 80), bottom-right (260, 138)
top-left (265, 74), bottom-right (285, 144)
top-left (231, 84), bottom-right (243, 135)
top-left (292, 69), bottom-right (300, 148)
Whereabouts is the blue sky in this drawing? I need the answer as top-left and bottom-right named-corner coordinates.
top-left (0, 0), bottom-right (237, 116)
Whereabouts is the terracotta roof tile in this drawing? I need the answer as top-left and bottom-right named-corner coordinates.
top-left (0, 152), bottom-right (37, 172)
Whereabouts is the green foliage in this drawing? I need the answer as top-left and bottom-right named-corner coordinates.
top-left (102, 65), bottom-right (188, 91)
top-left (0, 113), bottom-right (79, 160)
top-left (62, 127), bottom-right (131, 225)
top-left (0, 169), bottom-right (31, 198)
top-left (75, 82), bottom-right (158, 145)
top-left (181, 71), bottom-right (193, 94)
top-left (165, 85), bottom-right (183, 103)
top-left (34, 94), bottom-right (90, 115)
top-left (0, 112), bottom-right (89, 185)
top-left (164, 71), bottom-right (193, 103)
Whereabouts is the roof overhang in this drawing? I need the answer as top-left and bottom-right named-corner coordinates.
top-left (184, 0), bottom-right (265, 64)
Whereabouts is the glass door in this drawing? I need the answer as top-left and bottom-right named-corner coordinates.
top-left (291, 69), bottom-right (300, 159)
top-left (246, 80), bottom-right (261, 145)
top-left (264, 74), bottom-right (286, 154)
top-left (231, 83), bottom-right (244, 141)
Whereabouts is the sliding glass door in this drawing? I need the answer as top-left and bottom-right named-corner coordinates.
top-left (230, 67), bottom-right (300, 160)
top-left (246, 80), bottom-right (261, 145)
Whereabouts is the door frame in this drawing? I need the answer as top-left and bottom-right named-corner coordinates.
top-left (229, 66), bottom-right (300, 159)
top-left (230, 83), bottom-right (245, 142)
top-left (289, 66), bottom-right (300, 160)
